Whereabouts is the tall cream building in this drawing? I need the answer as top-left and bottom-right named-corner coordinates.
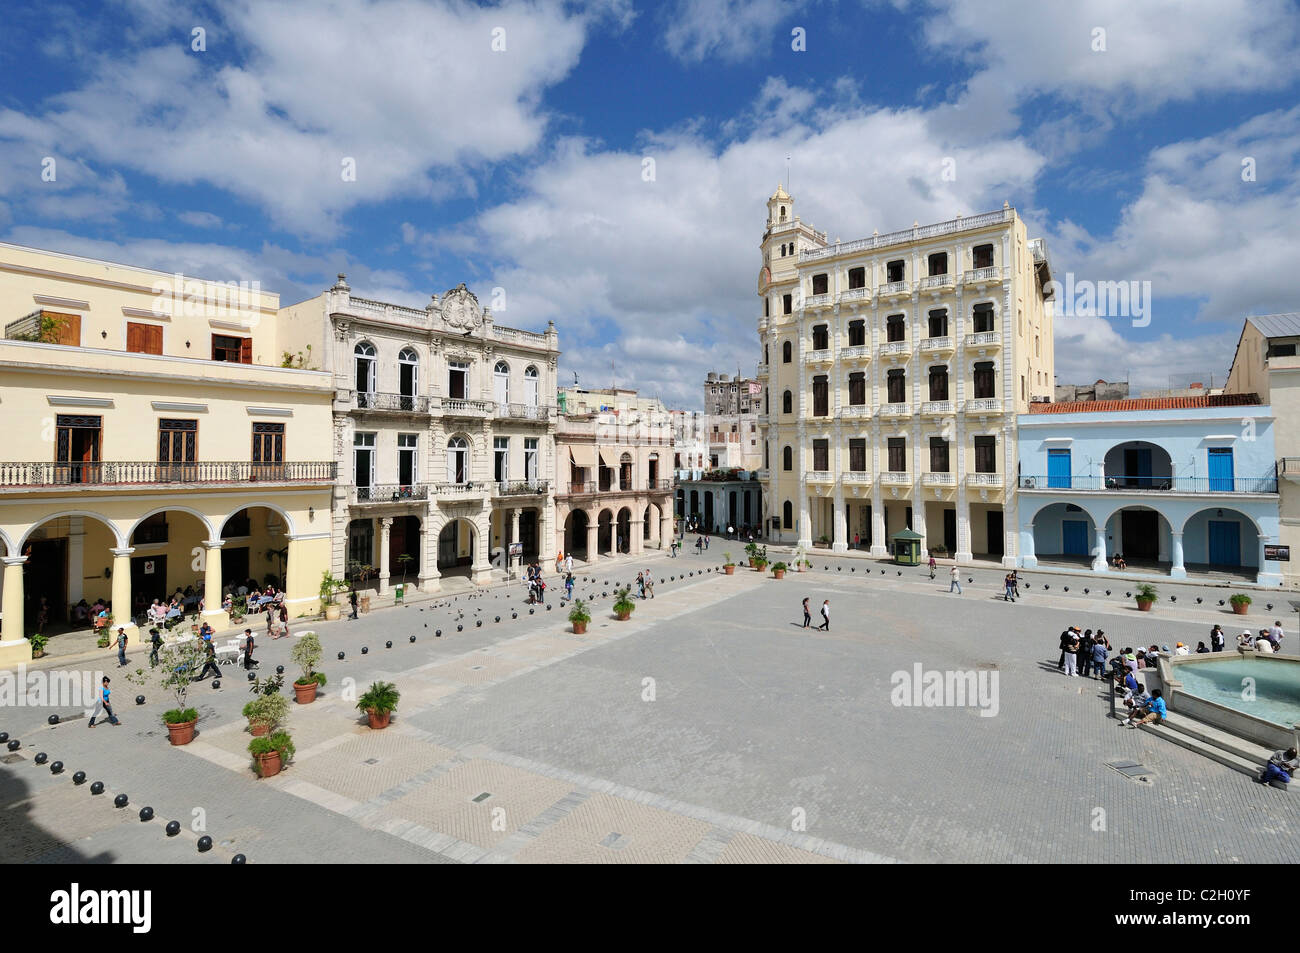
top-left (278, 277), bottom-right (559, 590)
top-left (757, 187), bottom-right (1055, 563)
top-left (0, 242), bottom-right (336, 664)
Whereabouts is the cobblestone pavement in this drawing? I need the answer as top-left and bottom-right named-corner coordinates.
top-left (2, 545), bottom-right (1297, 863)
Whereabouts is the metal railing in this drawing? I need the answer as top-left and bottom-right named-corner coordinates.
top-left (0, 460), bottom-right (337, 487)
top-left (495, 479), bottom-right (549, 496)
top-left (354, 391), bottom-right (430, 412)
top-left (353, 483), bottom-right (429, 503)
top-left (1018, 474), bottom-right (1278, 493)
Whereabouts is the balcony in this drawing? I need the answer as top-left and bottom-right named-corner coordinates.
top-left (842, 471), bottom-right (872, 485)
top-left (352, 484), bottom-right (429, 505)
top-left (806, 470), bottom-right (835, 485)
top-left (756, 362), bottom-right (769, 377)
top-left (1017, 475), bottom-right (1278, 494)
top-left (804, 349), bottom-right (833, 366)
top-left (879, 340), bottom-right (911, 360)
top-left (966, 473), bottom-right (1004, 488)
top-left (0, 460), bottom-right (337, 490)
top-left (922, 472), bottom-right (957, 488)
top-left (840, 403), bottom-right (872, 419)
top-left (430, 481), bottom-right (487, 500)
top-left (919, 336), bottom-right (954, 356)
top-left (755, 468), bottom-right (770, 481)
top-left (439, 397), bottom-right (493, 417)
top-left (965, 397), bottom-right (1003, 415)
top-left (962, 266), bottom-right (1002, 286)
top-left (839, 287), bottom-right (872, 306)
top-left (499, 403), bottom-right (553, 422)
top-left (880, 471), bottom-right (911, 486)
top-left (918, 274), bottom-right (955, 292)
top-left (804, 293), bottom-right (834, 311)
top-left (353, 391), bottom-right (429, 413)
top-left (920, 400), bottom-right (954, 416)
top-left (964, 331), bottom-right (1001, 350)
top-left (879, 280), bottom-right (910, 298)
top-left (879, 402), bottom-right (911, 419)
top-left (839, 345), bottom-right (871, 363)
top-left (494, 479), bottom-right (550, 497)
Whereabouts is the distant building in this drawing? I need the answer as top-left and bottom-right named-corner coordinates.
top-left (704, 371), bottom-right (761, 415)
top-left (1054, 379), bottom-right (1129, 403)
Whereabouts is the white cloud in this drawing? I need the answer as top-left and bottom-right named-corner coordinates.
top-left (177, 210), bottom-right (224, 229)
top-left (661, 0), bottom-right (793, 64)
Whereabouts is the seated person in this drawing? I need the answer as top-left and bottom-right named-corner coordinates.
top-left (92, 608), bottom-right (109, 631)
top-left (221, 593), bottom-right (233, 613)
top-left (1259, 747), bottom-right (1299, 785)
top-left (198, 621), bottom-right (214, 642)
top-left (1113, 553), bottom-right (1127, 570)
top-left (1239, 630), bottom-right (1257, 649)
top-left (72, 600), bottom-right (89, 623)
top-left (1121, 688), bottom-right (1166, 728)
top-left (1257, 637), bottom-right (1275, 654)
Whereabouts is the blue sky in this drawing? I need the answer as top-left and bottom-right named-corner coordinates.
top-left (2, 0), bottom-right (1299, 407)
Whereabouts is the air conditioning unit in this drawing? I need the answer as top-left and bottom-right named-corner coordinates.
top-left (1021, 477), bottom-right (1036, 489)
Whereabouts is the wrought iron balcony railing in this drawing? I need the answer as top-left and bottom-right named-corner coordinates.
top-left (0, 460), bottom-right (337, 488)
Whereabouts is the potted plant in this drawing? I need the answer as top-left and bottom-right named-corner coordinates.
top-left (290, 631), bottom-right (327, 703)
top-left (771, 561), bottom-right (787, 579)
top-left (568, 599), bottom-right (591, 635)
top-left (1229, 593), bottom-right (1252, 615)
top-left (126, 639), bottom-right (209, 745)
top-left (96, 616), bottom-right (113, 648)
top-left (723, 552), bottom-right (736, 575)
top-left (249, 730), bottom-right (294, 779)
top-left (229, 595), bottom-right (247, 624)
top-left (357, 681), bottom-right (400, 729)
top-left (242, 690), bottom-right (289, 737)
top-left (744, 542), bottom-right (759, 567)
top-left (752, 545), bottom-right (769, 572)
top-left (29, 633), bottom-right (49, 659)
top-left (612, 588), bottom-right (635, 621)
top-left (1135, 583), bottom-right (1158, 612)
top-left (320, 570), bottom-right (345, 621)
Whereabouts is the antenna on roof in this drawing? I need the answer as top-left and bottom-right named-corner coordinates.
top-left (786, 154), bottom-right (791, 193)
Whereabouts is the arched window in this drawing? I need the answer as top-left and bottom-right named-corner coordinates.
top-left (398, 347), bottom-right (418, 405)
top-left (783, 446), bottom-right (793, 470)
top-left (782, 341), bottom-right (792, 364)
top-left (523, 365), bottom-right (539, 406)
top-left (782, 390), bottom-right (792, 414)
top-left (619, 452), bottom-right (633, 490)
top-left (780, 206), bottom-right (787, 222)
top-left (447, 435), bottom-right (469, 484)
top-left (354, 341), bottom-right (376, 405)
top-left (494, 360), bottom-right (510, 406)
top-left (783, 500), bottom-right (793, 528)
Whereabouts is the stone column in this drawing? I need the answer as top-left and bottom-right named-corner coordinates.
top-left (378, 517), bottom-right (392, 594)
top-left (510, 508), bottom-right (521, 572)
top-left (1091, 526), bottom-right (1108, 572)
top-left (419, 505), bottom-right (441, 593)
top-left (831, 486), bottom-right (848, 553)
top-left (870, 486), bottom-right (887, 557)
top-left (660, 510), bottom-right (673, 549)
top-left (631, 505), bottom-right (644, 555)
top-left (471, 504), bottom-right (494, 584)
top-left (1170, 532), bottom-right (1186, 579)
top-left (0, 555), bottom-right (30, 662)
top-left (797, 490), bottom-right (812, 550)
top-left (67, 516), bottom-right (85, 605)
top-left (912, 500), bottom-right (927, 557)
top-left (1020, 523), bottom-right (1037, 569)
top-left (200, 539), bottom-right (229, 628)
top-left (956, 494), bottom-right (972, 563)
top-left (585, 512), bottom-right (599, 563)
top-left (110, 547), bottom-right (138, 639)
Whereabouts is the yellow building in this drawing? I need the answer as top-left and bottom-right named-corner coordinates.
top-left (0, 242), bottom-right (336, 665)
top-left (1224, 313), bottom-right (1300, 586)
top-left (756, 186), bottom-right (1054, 564)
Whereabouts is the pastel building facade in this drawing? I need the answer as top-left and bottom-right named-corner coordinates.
top-left (757, 186), bottom-right (1055, 562)
top-left (0, 242), bottom-right (336, 664)
top-left (1015, 395), bottom-right (1283, 585)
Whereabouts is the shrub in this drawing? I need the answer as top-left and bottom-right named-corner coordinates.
top-left (568, 599), bottom-right (591, 624)
top-left (163, 707), bottom-right (197, 725)
top-left (1135, 583), bottom-right (1158, 602)
top-left (612, 588), bottom-right (635, 616)
top-left (291, 632), bottom-right (324, 686)
top-left (1229, 593), bottom-right (1253, 607)
top-left (771, 562), bottom-right (788, 573)
top-left (357, 681), bottom-right (400, 715)
top-left (249, 730), bottom-right (295, 763)
top-left (242, 692), bottom-right (290, 731)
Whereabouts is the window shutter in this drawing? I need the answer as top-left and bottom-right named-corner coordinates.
top-left (240, 338), bottom-right (253, 364)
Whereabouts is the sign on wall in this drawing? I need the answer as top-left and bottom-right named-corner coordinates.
top-left (1265, 545), bottom-right (1290, 562)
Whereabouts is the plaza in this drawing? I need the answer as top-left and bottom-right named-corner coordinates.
top-left (3, 542), bottom-right (1297, 864)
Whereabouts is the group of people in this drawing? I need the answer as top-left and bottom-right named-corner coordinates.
top-left (524, 563), bottom-right (548, 604)
top-left (800, 597), bottom-right (831, 630)
top-left (634, 571), bottom-right (655, 599)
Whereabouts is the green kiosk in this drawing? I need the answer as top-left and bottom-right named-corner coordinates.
top-left (890, 527), bottom-right (923, 566)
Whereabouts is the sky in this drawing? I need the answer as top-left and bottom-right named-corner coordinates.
top-left (1, 0), bottom-right (1299, 409)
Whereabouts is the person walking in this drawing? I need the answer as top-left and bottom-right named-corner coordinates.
top-left (349, 586), bottom-right (359, 620)
top-left (929, 555), bottom-right (937, 580)
top-left (1210, 624), bottom-right (1226, 652)
top-left (644, 572), bottom-right (654, 599)
top-left (243, 628), bottom-right (258, 670)
top-left (1078, 629), bottom-right (1095, 678)
top-left (564, 573), bottom-right (574, 599)
top-left (802, 597), bottom-right (812, 629)
top-left (948, 566), bottom-right (962, 594)
top-left (1003, 572), bottom-right (1015, 602)
top-left (115, 627), bottom-right (128, 667)
top-left (565, 553), bottom-right (573, 575)
top-left (88, 675), bottom-right (120, 727)
top-left (148, 627), bottom-right (162, 667)
top-left (1090, 634), bottom-right (1109, 679)
top-left (278, 603), bottom-right (290, 638)
top-left (819, 599), bottom-right (830, 631)
top-left (194, 640), bottom-right (221, 681)
top-left (1063, 629), bottom-right (1080, 677)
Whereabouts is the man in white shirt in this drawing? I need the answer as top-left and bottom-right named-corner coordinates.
top-left (819, 599), bottom-right (830, 631)
top-left (949, 566), bottom-right (962, 594)
top-left (1269, 621), bottom-right (1284, 651)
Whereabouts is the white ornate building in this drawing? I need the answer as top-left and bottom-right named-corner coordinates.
top-left (279, 277), bottom-right (559, 590)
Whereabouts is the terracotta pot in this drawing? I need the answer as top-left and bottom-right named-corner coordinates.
top-left (253, 750), bottom-right (282, 779)
top-left (324, 604), bottom-right (341, 621)
top-left (572, 621), bottom-right (588, 634)
top-left (724, 565), bottom-right (735, 575)
top-left (366, 709), bottom-right (391, 730)
top-left (166, 719), bottom-right (197, 746)
top-left (748, 558), bottom-right (756, 568)
top-left (293, 680), bottom-right (319, 704)
top-left (1136, 599), bottom-right (1154, 612)
top-left (615, 610), bottom-right (632, 621)
top-left (32, 649), bottom-right (45, 659)
top-left (773, 570), bottom-right (785, 579)
top-left (248, 720), bottom-right (271, 737)
top-left (1232, 602), bottom-right (1250, 615)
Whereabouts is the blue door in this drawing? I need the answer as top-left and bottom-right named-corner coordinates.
top-left (1062, 520), bottom-right (1089, 556)
top-left (1047, 449), bottom-right (1071, 489)
top-left (1125, 447), bottom-right (1153, 487)
top-left (1208, 448), bottom-right (1234, 492)
top-left (1208, 520), bottom-right (1241, 567)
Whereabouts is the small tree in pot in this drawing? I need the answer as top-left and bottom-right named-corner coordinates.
top-left (126, 639), bottom-right (208, 745)
top-left (613, 587), bottom-right (635, 621)
top-left (771, 561), bottom-right (787, 579)
top-left (319, 570), bottom-right (345, 621)
top-left (249, 730), bottom-right (294, 779)
top-left (1229, 593), bottom-right (1252, 616)
top-left (357, 681), bottom-right (400, 729)
top-left (568, 599), bottom-right (591, 634)
top-left (1135, 583), bottom-right (1158, 612)
top-left (752, 545), bottom-right (769, 572)
top-left (290, 632), bottom-right (327, 703)
top-left (242, 689), bottom-right (289, 737)
top-left (723, 552), bottom-right (736, 575)
top-left (744, 542), bottom-right (759, 567)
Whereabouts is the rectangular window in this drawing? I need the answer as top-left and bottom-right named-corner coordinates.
top-left (928, 309), bottom-right (948, 338)
top-left (55, 413), bottom-right (102, 484)
top-left (848, 372), bottom-right (866, 406)
top-left (212, 333), bottom-right (251, 364)
top-left (887, 437), bottom-right (906, 473)
top-left (812, 273), bottom-right (829, 295)
top-left (812, 376), bottom-right (829, 416)
top-left (974, 361), bottom-right (995, 399)
top-left (1268, 343), bottom-right (1297, 358)
top-left (928, 252), bottom-right (948, 276)
top-left (972, 303), bottom-right (994, 334)
top-left (847, 266), bottom-right (866, 290)
top-left (448, 361), bottom-right (469, 400)
top-left (849, 438), bottom-right (867, 472)
top-left (887, 259), bottom-right (905, 283)
top-left (783, 293), bottom-right (793, 315)
top-left (928, 366), bottom-right (949, 401)
top-left (251, 422), bottom-right (285, 479)
top-left (127, 321), bottom-right (163, 355)
top-left (157, 418), bottom-right (197, 481)
top-left (812, 439), bottom-right (829, 471)
top-left (812, 324), bottom-right (829, 350)
top-left (886, 314), bottom-right (905, 343)
top-left (398, 433), bottom-right (418, 487)
top-left (525, 438), bottom-right (539, 482)
top-left (887, 369), bottom-right (906, 404)
top-left (975, 436), bottom-right (997, 474)
top-left (973, 244), bottom-right (994, 269)
top-left (1047, 447), bottom-right (1070, 487)
top-left (494, 437), bottom-right (509, 482)
top-left (353, 432), bottom-right (375, 492)
top-left (848, 319), bottom-right (865, 347)
top-left (929, 437), bottom-right (949, 473)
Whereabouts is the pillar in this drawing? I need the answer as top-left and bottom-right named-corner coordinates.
top-left (831, 488), bottom-right (848, 553)
top-left (956, 497), bottom-right (972, 563)
top-left (200, 539), bottom-right (229, 628)
top-left (1170, 532), bottom-right (1186, 579)
top-left (797, 488), bottom-right (812, 549)
top-left (660, 510), bottom-right (673, 549)
top-left (110, 547), bottom-right (139, 639)
top-left (586, 512), bottom-right (599, 563)
top-left (0, 555), bottom-right (31, 664)
top-left (1091, 526), bottom-right (1108, 572)
top-left (67, 515), bottom-right (85, 605)
top-left (378, 517), bottom-right (392, 594)
top-left (870, 489), bottom-right (887, 557)
top-left (510, 508), bottom-right (521, 571)
top-left (631, 506), bottom-right (644, 555)
top-left (1020, 524), bottom-right (1038, 569)
top-left (912, 501), bottom-right (927, 557)
top-left (471, 505), bottom-right (494, 584)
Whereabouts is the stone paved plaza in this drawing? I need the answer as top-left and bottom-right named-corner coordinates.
top-left (3, 544), bottom-right (1299, 864)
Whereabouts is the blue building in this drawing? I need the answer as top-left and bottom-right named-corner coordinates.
top-left (1015, 394), bottom-right (1283, 585)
